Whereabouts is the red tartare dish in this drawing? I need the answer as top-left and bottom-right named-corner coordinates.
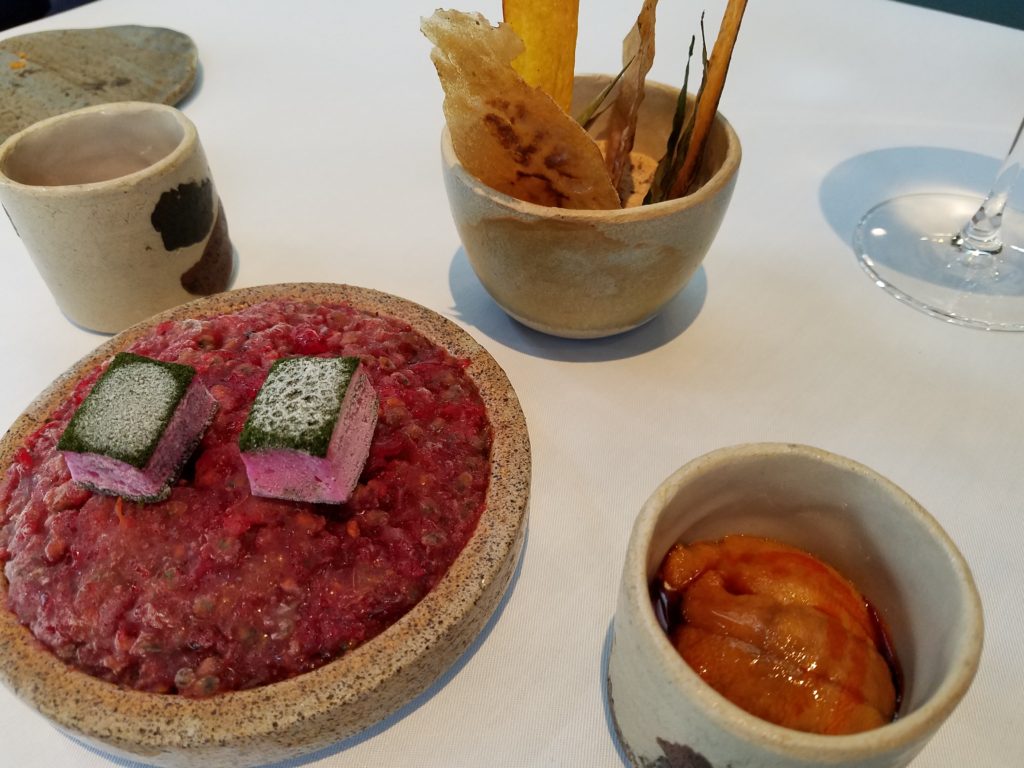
top-left (0, 299), bottom-right (491, 697)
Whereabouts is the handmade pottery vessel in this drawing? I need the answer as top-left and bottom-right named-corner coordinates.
top-left (442, 74), bottom-right (741, 339)
top-left (608, 443), bottom-right (983, 768)
top-left (0, 101), bottom-right (233, 333)
top-left (0, 283), bottom-right (531, 767)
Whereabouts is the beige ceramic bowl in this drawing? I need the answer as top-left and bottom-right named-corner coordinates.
top-left (442, 74), bottom-right (741, 338)
top-left (0, 283), bottom-right (531, 767)
top-left (608, 443), bottom-right (983, 768)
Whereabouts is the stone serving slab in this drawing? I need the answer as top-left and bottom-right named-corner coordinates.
top-left (0, 25), bottom-right (197, 144)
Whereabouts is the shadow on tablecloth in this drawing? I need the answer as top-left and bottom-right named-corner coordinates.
top-left (818, 145), bottom-right (1004, 252)
top-left (447, 247), bottom-right (708, 362)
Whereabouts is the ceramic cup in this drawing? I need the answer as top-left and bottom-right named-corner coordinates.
top-left (0, 101), bottom-right (233, 333)
top-left (608, 443), bottom-right (983, 768)
top-left (442, 75), bottom-right (740, 339)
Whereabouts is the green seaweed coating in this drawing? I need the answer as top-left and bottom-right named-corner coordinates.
top-left (57, 352), bottom-right (196, 468)
top-left (238, 356), bottom-right (359, 457)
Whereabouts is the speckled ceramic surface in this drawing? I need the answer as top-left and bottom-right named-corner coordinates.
top-left (0, 101), bottom-right (233, 333)
top-left (0, 25), bottom-right (197, 144)
top-left (441, 75), bottom-right (741, 339)
top-left (0, 283), bottom-right (531, 767)
top-left (607, 443), bottom-right (983, 768)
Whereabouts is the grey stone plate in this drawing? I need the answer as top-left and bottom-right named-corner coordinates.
top-left (0, 25), bottom-right (198, 144)
top-left (0, 283), bottom-right (531, 767)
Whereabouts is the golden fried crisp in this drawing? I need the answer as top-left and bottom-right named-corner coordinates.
top-left (502, 0), bottom-right (579, 112)
top-left (422, 9), bottom-right (620, 210)
top-left (603, 0), bottom-right (659, 204)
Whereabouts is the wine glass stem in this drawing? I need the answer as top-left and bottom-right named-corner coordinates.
top-left (958, 115), bottom-right (1024, 254)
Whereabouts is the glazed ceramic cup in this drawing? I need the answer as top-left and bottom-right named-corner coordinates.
top-left (608, 443), bottom-right (983, 768)
top-left (441, 74), bottom-right (740, 339)
top-left (0, 101), bottom-right (233, 333)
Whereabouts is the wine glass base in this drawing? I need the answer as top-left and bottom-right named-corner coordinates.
top-left (854, 193), bottom-right (1024, 331)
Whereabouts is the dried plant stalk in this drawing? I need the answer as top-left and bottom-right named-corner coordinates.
top-left (644, 29), bottom-right (704, 205)
top-left (669, 0), bottom-right (747, 199)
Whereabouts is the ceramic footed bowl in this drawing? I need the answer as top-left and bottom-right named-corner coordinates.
top-left (608, 443), bottom-right (983, 768)
top-left (442, 74), bottom-right (741, 339)
top-left (0, 283), bottom-right (531, 767)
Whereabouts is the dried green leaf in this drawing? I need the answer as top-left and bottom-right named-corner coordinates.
top-left (645, 35), bottom-right (695, 204)
top-left (576, 54), bottom-right (634, 131)
top-left (669, 0), bottom-right (747, 199)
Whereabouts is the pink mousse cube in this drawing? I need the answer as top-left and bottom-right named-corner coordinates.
top-left (238, 356), bottom-right (378, 504)
top-left (58, 352), bottom-right (217, 502)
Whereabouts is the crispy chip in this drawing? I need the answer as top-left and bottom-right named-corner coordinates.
top-left (422, 10), bottom-right (619, 210)
top-left (502, 0), bottom-right (579, 112)
top-left (603, 0), bottom-right (659, 204)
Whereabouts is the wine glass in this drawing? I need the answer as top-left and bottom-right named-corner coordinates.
top-left (853, 115), bottom-right (1024, 330)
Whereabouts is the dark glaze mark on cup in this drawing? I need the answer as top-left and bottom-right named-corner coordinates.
top-left (180, 201), bottom-right (232, 295)
top-left (608, 673), bottom-right (716, 768)
top-left (151, 178), bottom-right (214, 251)
top-left (649, 739), bottom-right (714, 768)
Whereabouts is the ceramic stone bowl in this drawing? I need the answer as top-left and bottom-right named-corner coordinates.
top-left (608, 443), bottom-right (983, 768)
top-left (0, 283), bottom-right (531, 767)
top-left (442, 74), bottom-right (741, 339)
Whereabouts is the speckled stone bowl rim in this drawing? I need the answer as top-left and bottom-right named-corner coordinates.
top-left (441, 74), bottom-right (742, 222)
top-left (0, 283), bottom-right (531, 764)
top-left (614, 442), bottom-right (983, 764)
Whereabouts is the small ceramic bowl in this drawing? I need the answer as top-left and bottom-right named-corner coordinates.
top-left (441, 74), bottom-right (741, 339)
top-left (608, 443), bottom-right (983, 768)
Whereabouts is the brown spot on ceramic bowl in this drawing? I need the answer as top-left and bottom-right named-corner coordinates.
top-left (650, 740), bottom-right (715, 768)
top-left (0, 283), bottom-right (531, 767)
top-left (151, 178), bottom-right (214, 251)
top-left (180, 201), bottom-right (232, 295)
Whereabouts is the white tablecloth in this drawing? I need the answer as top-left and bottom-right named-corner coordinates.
top-left (1, 1), bottom-right (1022, 765)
